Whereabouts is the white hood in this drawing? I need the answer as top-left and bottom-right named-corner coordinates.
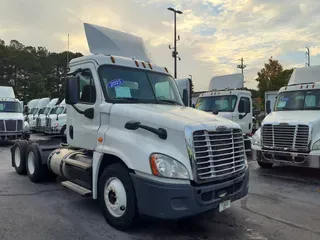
top-left (263, 111), bottom-right (320, 125)
top-left (0, 112), bottom-right (24, 120)
top-left (111, 104), bottom-right (240, 132)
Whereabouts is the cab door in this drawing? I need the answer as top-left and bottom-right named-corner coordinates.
top-left (66, 63), bottom-right (102, 150)
top-left (237, 96), bottom-right (252, 134)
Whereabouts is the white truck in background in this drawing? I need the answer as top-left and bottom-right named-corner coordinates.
top-left (36, 98), bottom-right (59, 132)
top-left (29, 98), bottom-right (50, 132)
top-left (194, 74), bottom-right (253, 153)
top-left (45, 99), bottom-right (67, 136)
top-left (10, 23), bottom-right (249, 230)
top-left (252, 65), bottom-right (320, 169)
top-left (25, 99), bottom-right (39, 122)
top-left (0, 86), bottom-right (29, 140)
top-left (265, 90), bottom-right (278, 115)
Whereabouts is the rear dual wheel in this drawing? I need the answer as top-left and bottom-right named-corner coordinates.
top-left (12, 140), bottom-right (29, 175)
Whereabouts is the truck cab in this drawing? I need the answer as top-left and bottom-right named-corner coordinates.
top-left (252, 65), bottom-right (320, 169)
top-left (36, 98), bottom-right (59, 132)
top-left (29, 98), bottom-right (50, 132)
top-left (0, 86), bottom-right (28, 140)
top-left (194, 74), bottom-right (253, 153)
top-left (11, 23), bottom-right (249, 230)
top-left (45, 100), bottom-right (67, 136)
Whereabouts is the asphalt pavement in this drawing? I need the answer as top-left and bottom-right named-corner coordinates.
top-left (0, 136), bottom-right (320, 240)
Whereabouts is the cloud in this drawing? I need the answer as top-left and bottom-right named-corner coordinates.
top-left (1, 0), bottom-right (320, 90)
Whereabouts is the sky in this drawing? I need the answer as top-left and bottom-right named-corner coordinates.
top-left (1, 0), bottom-right (320, 91)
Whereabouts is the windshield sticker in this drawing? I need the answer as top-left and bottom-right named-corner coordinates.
top-left (280, 97), bottom-right (289, 101)
top-left (107, 78), bottom-right (124, 88)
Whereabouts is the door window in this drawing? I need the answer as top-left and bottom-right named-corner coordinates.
top-left (77, 69), bottom-right (96, 104)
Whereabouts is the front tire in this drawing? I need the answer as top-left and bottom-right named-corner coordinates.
top-left (257, 161), bottom-right (273, 168)
top-left (98, 163), bottom-right (139, 230)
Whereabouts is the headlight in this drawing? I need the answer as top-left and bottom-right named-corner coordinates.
top-left (252, 134), bottom-right (260, 145)
top-left (312, 139), bottom-right (320, 151)
top-left (149, 153), bottom-right (189, 179)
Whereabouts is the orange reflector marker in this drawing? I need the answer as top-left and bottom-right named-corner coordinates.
top-left (150, 155), bottom-right (160, 176)
top-left (312, 84), bottom-right (315, 88)
top-left (142, 62), bottom-right (146, 68)
top-left (135, 60), bottom-right (139, 67)
top-left (148, 63), bottom-right (153, 69)
top-left (98, 137), bottom-right (103, 143)
top-left (110, 56), bottom-right (115, 63)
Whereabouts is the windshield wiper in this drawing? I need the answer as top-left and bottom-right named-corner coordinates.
top-left (157, 99), bottom-right (182, 105)
top-left (115, 97), bottom-right (151, 103)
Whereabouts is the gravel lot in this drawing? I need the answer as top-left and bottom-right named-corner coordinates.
top-left (0, 136), bottom-right (320, 240)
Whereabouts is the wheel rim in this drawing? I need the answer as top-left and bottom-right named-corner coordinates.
top-left (14, 147), bottom-right (21, 167)
top-left (104, 177), bottom-right (127, 218)
top-left (27, 151), bottom-right (35, 175)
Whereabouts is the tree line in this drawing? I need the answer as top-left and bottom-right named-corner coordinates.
top-left (0, 39), bottom-right (82, 103)
top-left (1, 39), bottom-right (293, 107)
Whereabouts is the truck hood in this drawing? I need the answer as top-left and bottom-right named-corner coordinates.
top-left (111, 104), bottom-right (240, 131)
top-left (0, 112), bottom-right (24, 120)
top-left (264, 111), bottom-right (320, 125)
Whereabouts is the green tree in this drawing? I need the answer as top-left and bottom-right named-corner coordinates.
top-left (256, 57), bottom-right (293, 99)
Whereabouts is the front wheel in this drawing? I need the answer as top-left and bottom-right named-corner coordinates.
top-left (98, 163), bottom-right (139, 230)
top-left (257, 161), bottom-right (273, 168)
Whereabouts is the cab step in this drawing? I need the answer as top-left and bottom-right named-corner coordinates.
top-left (63, 158), bottom-right (92, 171)
top-left (61, 181), bottom-right (92, 197)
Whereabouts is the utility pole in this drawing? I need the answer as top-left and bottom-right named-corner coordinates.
top-left (237, 58), bottom-right (246, 88)
top-left (306, 47), bottom-right (310, 67)
top-left (168, 7), bottom-right (183, 79)
top-left (237, 58), bottom-right (246, 75)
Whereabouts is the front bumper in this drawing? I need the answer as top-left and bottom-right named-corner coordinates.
top-left (0, 131), bottom-right (23, 140)
top-left (44, 126), bottom-right (62, 134)
top-left (131, 169), bottom-right (249, 220)
top-left (252, 146), bottom-right (320, 168)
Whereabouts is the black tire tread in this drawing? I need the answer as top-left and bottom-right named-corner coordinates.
top-left (12, 140), bottom-right (29, 175)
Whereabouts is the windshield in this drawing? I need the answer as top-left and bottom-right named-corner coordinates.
top-left (195, 95), bottom-right (237, 112)
top-left (56, 106), bottom-right (65, 115)
top-left (275, 90), bottom-right (320, 111)
top-left (49, 107), bottom-right (58, 114)
top-left (43, 107), bottom-right (51, 115)
top-left (98, 65), bottom-right (183, 105)
top-left (38, 108), bottom-right (45, 114)
top-left (31, 108), bottom-right (38, 115)
top-left (0, 101), bottom-right (22, 113)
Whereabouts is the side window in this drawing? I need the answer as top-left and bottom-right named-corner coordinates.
top-left (77, 70), bottom-right (96, 104)
top-left (238, 97), bottom-right (250, 113)
top-left (155, 82), bottom-right (173, 99)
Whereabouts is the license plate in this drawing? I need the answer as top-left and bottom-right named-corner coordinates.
top-left (219, 200), bottom-right (231, 212)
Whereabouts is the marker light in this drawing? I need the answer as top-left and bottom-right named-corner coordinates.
top-left (142, 62), bottom-right (146, 68)
top-left (134, 60), bottom-right (139, 67)
top-left (164, 67), bottom-right (168, 73)
top-left (110, 56), bottom-right (115, 63)
top-left (148, 63), bottom-right (153, 69)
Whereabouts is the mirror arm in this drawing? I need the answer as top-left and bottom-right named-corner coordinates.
top-left (72, 104), bottom-right (85, 115)
top-left (239, 112), bottom-right (248, 119)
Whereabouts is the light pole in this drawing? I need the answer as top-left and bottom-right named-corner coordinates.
top-left (306, 47), bottom-right (310, 67)
top-left (168, 7), bottom-right (183, 79)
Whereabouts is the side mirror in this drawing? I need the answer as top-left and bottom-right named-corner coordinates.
top-left (192, 103), bottom-right (195, 108)
top-left (266, 100), bottom-right (271, 114)
top-left (182, 89), bottom-right (188, 106)
top-left (239, 100), bottom-right (245, 113)
top-left (23, 106), bottom-right (29, 115)
top-left (244, 101), bottom-right (250, 113)
top-left (65, 76), bottom-right (80, 105)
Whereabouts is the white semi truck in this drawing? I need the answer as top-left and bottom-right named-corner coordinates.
top-left (29, 98), bottom-right (50, 132)
top-left (194, 74), bottom-right (253, 153)
top-left (0, 86), bottom-right (29, 140)
top-left (10, 23), bottom-right (249, 230)
top-left (45, 99), bottom-right (67, 136)
top-left (252, 65), bottom-right (320, 169)
top-left (36, 98), bottom-right (59, 132)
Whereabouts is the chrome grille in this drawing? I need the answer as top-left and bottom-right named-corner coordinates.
top-left (262, 124), bottom-right (309, 151)
top-left (193, 129), bottom-right (246, 181)
top-left (46, 118), bottom-right (51, 128)
top-left (36, 118), bottom-right (41, 127)
top-left (17, 120), bottom-right (23, 131)
top-left (5, 120), bottom-right (16, 131)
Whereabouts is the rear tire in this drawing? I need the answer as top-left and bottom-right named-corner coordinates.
top-left (257, 161), bottom-right (273, 168)
top-left (98, 163), bottom-right (139, 230)
top-left (26, 143), bottom-right (47, 183)
top-left (12, 140), bottom-right (29, 175)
